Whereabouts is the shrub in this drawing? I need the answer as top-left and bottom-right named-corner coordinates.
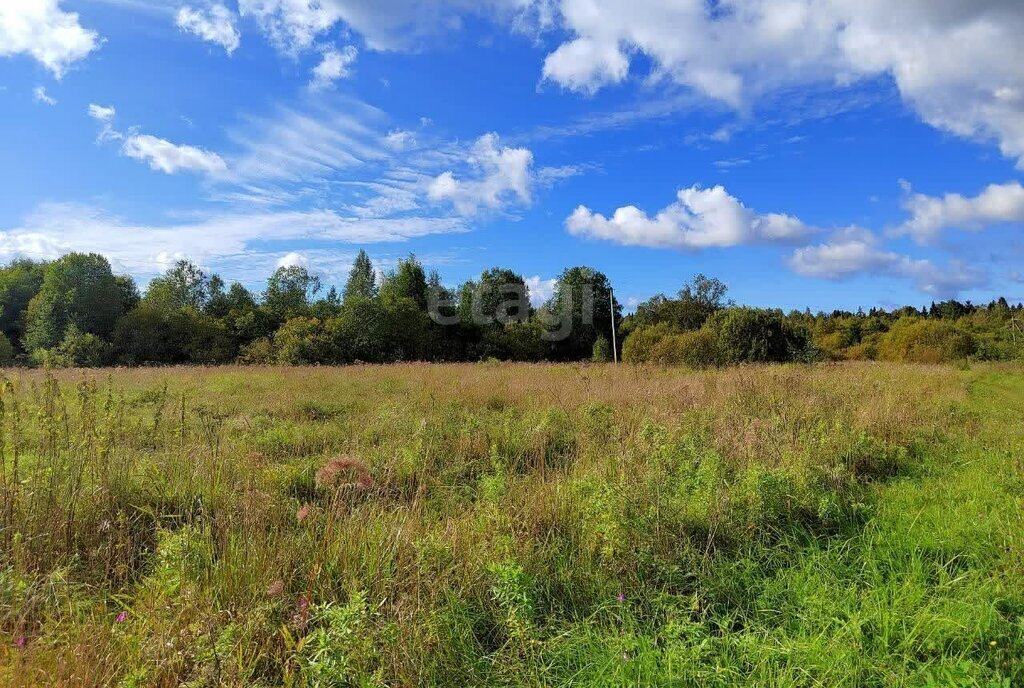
top-left (0, 333), bottom-right (14, 366)
top-left (877, 317), bottom-right (977, 363)
top-left (591, 335), bottom-right (613, 362)
top-left (650, 329), bottom-right (723, 367)
top-left (34, 324), bottom-right (108, 367)
top-left (622, 323), bottom-right (677, 363)
top-left (237, 337), bottom-right (276, 364)
top-left (707, 307), bottom-right (809, 364)
top-left (275, 317), bottom-right (334, 365)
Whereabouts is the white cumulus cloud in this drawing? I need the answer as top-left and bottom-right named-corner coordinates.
top-left (176, 4), bottom-right (241, 55)
top-left (788, 227), bottom-right (986, 297)
top-left (566, 184), bottom-right (811, 250)
top-left (0, 0), bottom-right (100, 78)
top-left (428, 133), bottom-right (534, 215)
top-left (896, 180), bottom-right (1024, 242)
top-left (122, 134), bottom-right (229, 176)
top-left (534, 0), bottom-right (1024, 168)
top-left (525, 275), bottom-right (557, 306)
top-left (309, 45), bottom-right (358, 91)
top-left (276, 251), bottom-right (309, 269)
top-left (88, 103), bottom-right (228, 176)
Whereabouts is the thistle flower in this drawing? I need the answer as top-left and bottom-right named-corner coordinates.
top-left (617, 593), bottom-right (625, 603)
top-left (14, 636), bottom-right (25, 649)
top-left (116, 611), bottom-right (128, 623)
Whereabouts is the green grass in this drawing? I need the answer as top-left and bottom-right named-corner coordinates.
top-left (0, 363), bottom-right (1021, 686)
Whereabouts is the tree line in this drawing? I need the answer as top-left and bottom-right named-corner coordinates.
top-left (0, 252), bottom-right (1020, 367)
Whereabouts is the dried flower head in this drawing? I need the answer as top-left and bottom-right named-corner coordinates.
top-left (296, 503), bottom-right (312, 522)
top-left (315, 456), bottom-right (374, 490)
top-left (266, 580), bottom-right (285, 597)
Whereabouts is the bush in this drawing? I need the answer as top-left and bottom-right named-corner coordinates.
top-left (275, 317), bottom-right (334, 365)
top-left (0, 333), bottom-right (14, 366)
top-left (33, 324), bottom-right (108, 367)
top-left (622, 323), bottom-right (677, 363)
top-left (877, 317), bottom-right (977, 363)
top-left (591, 335), bottom-right (613, 362)
top-left (237, 337), bottom-right (276, 364)
top-left (707, 307), bottom-right (809, 364)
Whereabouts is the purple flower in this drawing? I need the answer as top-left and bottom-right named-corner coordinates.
top-left (616, 593), bottom-right (625, 603)
top-left (14, 636), bottom-right (25, 648)
top-left (116, 611), bottom-right (128, 623)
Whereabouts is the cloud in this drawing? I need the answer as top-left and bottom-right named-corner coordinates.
top-left (276, 251), bottom-right (308, 268)
top-left (532, 0), bottom-right (1024, 168)
top-left (236, 0), bottom-right (540, 53)
top-left (788, 227), bottom-right (986, 297)
top-left (0, 202), bottom-right (468, 279)
top-left (428, 133), bottom-right (534, 215)
top-left (525, 275), bottom-right (557, 306)
top-left (88, 103), bottom-right (116, 122)
top-left (224, 101), bottom-right (387, 186)
top-left (33, 86), bottom-right (56, 106)
top-left (541, 37), bottom-right (630, 94)
top-left (176, 4), bottom-right (241, 55)
top-left (896, 180), bottom-right (1024, 242)
top-left (309, 45), bottom-right (358, 91)
top-left (88, 103), bottom-right (228, 176)
top-left (0, 0), bottom-right (100, 78)
top-left (122, 134), bottom-right (229, 176)
top-left (566, 184), bottom-right (811, 250)
top-left (384, 129), bottom-right (417, 150)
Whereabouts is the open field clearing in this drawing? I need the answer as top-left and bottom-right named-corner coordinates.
top-left (1, 362), bottom-right (1022, 686)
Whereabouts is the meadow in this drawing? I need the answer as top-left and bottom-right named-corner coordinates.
top-left (1, 362), bottom-right (1022, 686)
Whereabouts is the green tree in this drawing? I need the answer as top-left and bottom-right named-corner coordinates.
top-left (379, 255), bottom-right (428, 310)
top-left (0, 259), bottom-right (46, 349)
top-left (542, 266), bottom-right (620, 361)
top-left (144, 260), bottom-right (211, 311)
top-left (458, 268), bottom-right (529, 326)
top-left (22, 253), bottom-right (133, 353)
top-left (265, 266), bottom-right (321, 322)
top-left (343, 250), bottom-right (377, 303)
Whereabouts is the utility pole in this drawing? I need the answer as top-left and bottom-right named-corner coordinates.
top-left (609, 289), bottom-right (618, 364)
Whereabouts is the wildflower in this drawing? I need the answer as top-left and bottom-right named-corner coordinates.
top-left (267, 580), bottom-right (285, 597)
top-left (617, 593), bottom-right (625, 603)
top-left (14, 636), bottom-right (25, 649)
top-left (292, 596), bottom-right (311, 631)
top-left (296, 503), bottom-right (312, 522)
top-left (315, 456), bottom-right (374, 490)
top-left (116, 611), bottom-right (128, 623)
top-left (990, 640), bottom-right (998, 646)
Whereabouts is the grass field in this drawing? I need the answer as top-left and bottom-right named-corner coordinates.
top-left (1, 362), bottom-right (1022, 686)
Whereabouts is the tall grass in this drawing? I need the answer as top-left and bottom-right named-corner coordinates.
top-left (0, 362), bottom-right (1021, 686)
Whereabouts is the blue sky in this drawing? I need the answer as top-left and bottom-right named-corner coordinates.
top-left (2, 0), bottom-right (1023, 311)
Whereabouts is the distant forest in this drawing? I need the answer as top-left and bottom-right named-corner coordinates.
top-left (0, 252), bottom-right (1021, 367)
